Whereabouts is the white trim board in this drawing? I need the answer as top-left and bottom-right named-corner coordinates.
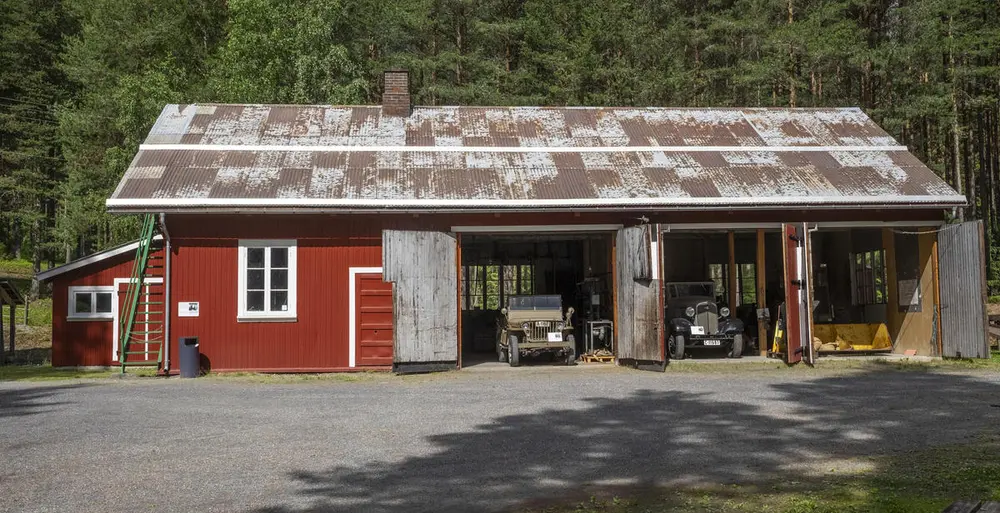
top-left (139, 143), bottom-right (910, 153)
top-left (451, 224), bottom-right (623, 233)
top-left (37, 235), bottom-right (164, 282)
top-left (106, 195), bottom-right (967, 210)
top-left (348, 267), bottom-right (384, 368)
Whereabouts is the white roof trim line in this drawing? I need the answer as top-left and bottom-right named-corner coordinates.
top-left (107, 196), bottom-right (967, 209)
top-left (36, 235), bottom-right (163, 282)
top-left (137, 143), bottom-right (911, 153)
top-left (452, 224), bottom-right (623, 233)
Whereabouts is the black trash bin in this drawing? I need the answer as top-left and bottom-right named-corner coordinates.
top-left (179, 337), bottom-right (200, 378)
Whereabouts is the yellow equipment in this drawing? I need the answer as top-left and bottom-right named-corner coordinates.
top-left (813, 323), bottom-right (892, 352)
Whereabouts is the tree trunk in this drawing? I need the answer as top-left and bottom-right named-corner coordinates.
top-left (949, 15), bottom-right (964, 221)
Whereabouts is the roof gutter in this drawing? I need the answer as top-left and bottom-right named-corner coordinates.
top-left (105, 195), bottom-right (968, 214)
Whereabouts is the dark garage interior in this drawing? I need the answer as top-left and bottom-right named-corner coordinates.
top-left (459, 233), bottom-right (614, 364)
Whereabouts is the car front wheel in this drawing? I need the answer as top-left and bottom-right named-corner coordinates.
top-left (564, 335), bottom-right (576, 365)
top-left (728, 334), bottom-right (744, 358)
top-left (508, 334), bottom-right (520, 367)
top-left (670, 334), bottom-right (685, 360)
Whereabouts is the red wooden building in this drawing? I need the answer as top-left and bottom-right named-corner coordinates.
top-left (38, 71), bottom-right (991, 373)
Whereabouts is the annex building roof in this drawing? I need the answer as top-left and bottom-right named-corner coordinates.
top-left (107, 104), bottom-right (965, 212)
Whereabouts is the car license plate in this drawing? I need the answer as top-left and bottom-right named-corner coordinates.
top-left (547, 332), bottom-right (563, 342)
top-left (690, 326), bottom-right (705, 335)
top-left (535, 321), bottom-right (551, 327)
top-left (703, 340), bottom-right (721, 346)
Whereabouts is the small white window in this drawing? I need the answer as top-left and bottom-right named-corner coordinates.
top-left (238, 240), bottom-right (297, 321)
top-left (68, 286), bottom-right (115, 320)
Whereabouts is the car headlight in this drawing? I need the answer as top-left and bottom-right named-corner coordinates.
top-left (685, 306), bottom-right (695, 318)
top-left (555, 322), bottom-right (565, 330)
top-left (521, 322), bottom-right (530, 330)
top-left (720, 307), bottom-right (730, 318)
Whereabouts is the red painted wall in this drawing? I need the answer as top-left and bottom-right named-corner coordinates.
top-left (165, 216), bottom-right (382, 372)
top-left (51, 248), bottom-right (164, 367)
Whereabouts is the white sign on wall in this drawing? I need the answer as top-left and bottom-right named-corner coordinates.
top-left (178, 301), bottom-right (200, 317)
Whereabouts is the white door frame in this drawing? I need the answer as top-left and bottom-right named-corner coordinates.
top-left (112, 277), bottom-right (164, 362)
top-left (348, 267), bottom-right (384, 368)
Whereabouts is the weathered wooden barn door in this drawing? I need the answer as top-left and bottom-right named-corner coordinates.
top-left (616, 225), bottom-right (665, 371)
top-left (938, 221), bottom-right (990, 358)
top-left (781, 224), bottom-right (803, 364)
top-left (383, 230), bottom-right (458, 373)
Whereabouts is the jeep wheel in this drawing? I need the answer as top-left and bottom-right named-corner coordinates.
top-left (728, 334), bottom-right (744, 358)
top-left (670, 335), bottom-right (685, 360)
top-left (564, 335), bottom-right (576, 365)
top-left (498, 346), bottom-right (508, 363)
top-left (508, 335), bottom-right (520, 367)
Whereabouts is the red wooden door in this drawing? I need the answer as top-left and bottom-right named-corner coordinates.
top-left (356, 273), bottom-right (394, 366)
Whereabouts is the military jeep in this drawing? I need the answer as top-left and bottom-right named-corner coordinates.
top-left (665, 282), bottom-right (745, 359)
top-left (497, 295), bottom-right (576, 366)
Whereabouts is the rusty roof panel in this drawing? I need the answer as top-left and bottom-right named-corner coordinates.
top-left (108, 105), bottom-right (965, 210)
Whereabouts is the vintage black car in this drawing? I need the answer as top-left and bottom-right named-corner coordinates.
top-left (665, 282), bottom-right (745, 359)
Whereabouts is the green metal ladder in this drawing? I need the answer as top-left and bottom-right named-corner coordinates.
top-left (119, 214), bottom-right (166, 373)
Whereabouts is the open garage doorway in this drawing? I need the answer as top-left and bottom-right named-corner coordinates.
top-left (661, 228), bottom-right (786, 360)
top-left (806, 226), bottom-right (941, 357)
top-left (459, 232), bottom-right (615, 367)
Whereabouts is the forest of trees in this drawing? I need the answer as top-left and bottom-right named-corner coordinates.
top-left (1, 0), bottom-right (998, 296)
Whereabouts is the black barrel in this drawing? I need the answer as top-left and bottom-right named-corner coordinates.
top-left (179, 337), bottom-right (200, 378)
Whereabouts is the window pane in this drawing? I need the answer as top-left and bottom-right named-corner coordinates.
top-left (247, 291), bottom-right (265, 311)
top-left (271, 269), bottom-right (288, 290)
top-left (271, 247), bottom-right (288, 268)
top-left (247, 269), bottom-right (265, 290)
top-left (270, 291), bottom-right (288, 312)
top-left (247, 248), bottom-right (265, 268)
top-left (74, 293), bottom-right (93, 314)
top-left (95, 292), bottom-right (113, 313)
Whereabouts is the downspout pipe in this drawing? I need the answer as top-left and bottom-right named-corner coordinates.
top-left (158, 213), bottom-right (172, 374)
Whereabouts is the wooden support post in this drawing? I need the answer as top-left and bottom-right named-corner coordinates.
top-left (883, 228), bottom-right (900, 339)
top-left (728, 231), bottom-right (738, 314)
top-left (456, 233), bottom-right (463, 370)
top-left (756, 229), bottom-right (768, 356)
top-left (8, 302), bottom-right (14, 355)
top-left (0, 299), bottom-right (5, 364)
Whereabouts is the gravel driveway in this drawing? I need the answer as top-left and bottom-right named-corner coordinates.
top-left (2, 366), bottom-right (999, 513)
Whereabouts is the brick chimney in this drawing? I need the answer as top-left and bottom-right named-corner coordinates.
top-left (382, 69), bottom-right (410, 117)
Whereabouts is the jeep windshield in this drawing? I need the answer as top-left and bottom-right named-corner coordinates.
top-left (507, 295), bottom-right (562, 311)
top-left (666, 283), bottom-right (715, 299)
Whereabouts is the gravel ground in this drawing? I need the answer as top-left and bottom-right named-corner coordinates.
top-left (2, 366), bottom-right (999, 513)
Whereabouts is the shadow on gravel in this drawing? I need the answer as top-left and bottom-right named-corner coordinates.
top-left (259, 369), bottom-right (1000, 513)
top-left (0, 384), bottom-right (88, 418)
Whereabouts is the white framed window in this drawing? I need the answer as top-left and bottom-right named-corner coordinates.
top-left (238, 240), bottom-right (297, 321)
top-left (68, 286), bottom-right (114, 320)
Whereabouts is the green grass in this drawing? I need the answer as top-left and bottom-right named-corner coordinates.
top-left (2, 297), bottom-right (52, 327)
top-left (0, 365), bottom-right (118, 381)
top-left (521, 436), bottom-right (1000, 513)
top-left (663, 352), bottom-right (1000, 375)
top-left (0, 258), bottom-right (38, 279)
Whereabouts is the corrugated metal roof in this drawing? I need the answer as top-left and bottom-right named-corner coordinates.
top-left (107, 105), bottom-right (965, 212)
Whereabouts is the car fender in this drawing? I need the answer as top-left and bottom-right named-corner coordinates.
top-left (669, 318), bottom-right (692, 335)
top-left (718, 318), bottom-right (745, 335)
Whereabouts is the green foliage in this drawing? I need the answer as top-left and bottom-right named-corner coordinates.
top-left (0, 0), bottom-right (998, 293)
